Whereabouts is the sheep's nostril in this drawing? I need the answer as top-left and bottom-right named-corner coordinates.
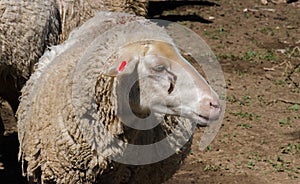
top-left (204, 99), bottom-right (221, 121)
top-left (199, 97), bottom-right (221, 120)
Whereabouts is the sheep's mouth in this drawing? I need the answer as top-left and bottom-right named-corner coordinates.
top-left (163, 107), bottom-right (212, 125)
top-left (198, 114), bottom-right (209, 121)
top-left (196, 114), bottom-right (210, 125)
top-left (188, 111), bottom-right (212, 126)
top-left (154, 106), bottom-right (214, 126)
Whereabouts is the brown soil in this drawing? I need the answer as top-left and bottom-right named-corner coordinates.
top-left (1, 0), bottom-right (300, 183)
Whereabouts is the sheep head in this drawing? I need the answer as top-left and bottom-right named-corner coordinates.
top-left (106, 40), bottom-right (221, 126)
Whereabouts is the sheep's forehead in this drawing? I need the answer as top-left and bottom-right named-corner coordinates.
top-left (146, 41), bottom-right (199, 74)
top-left (121, 40), bottom-right (186, 64)
top-left (147, 42), bottom-right (180, 60)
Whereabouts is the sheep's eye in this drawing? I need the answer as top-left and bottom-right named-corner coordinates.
top-left (152, 65), bottom-right (165, 72)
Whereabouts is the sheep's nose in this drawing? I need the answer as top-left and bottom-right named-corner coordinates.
top-left (200, 97), bottom-right (221, 121)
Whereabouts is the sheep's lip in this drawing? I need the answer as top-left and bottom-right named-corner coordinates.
top-left (163, 108), bottom-right (211, 125)
top-left (198, 114), bottom-right (209, 121)
top-left (196, 114), bottom-right (210, 125)
top-left (184, 111), bottom-right (210, 125)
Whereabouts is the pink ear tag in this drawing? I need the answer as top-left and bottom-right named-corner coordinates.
top-left (118, 61), bottom-right (127, 72)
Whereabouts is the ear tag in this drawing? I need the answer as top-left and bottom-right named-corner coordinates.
top-left (118, 61), bottom-right (127, 72)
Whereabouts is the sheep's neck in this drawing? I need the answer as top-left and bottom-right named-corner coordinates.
top-left (95, 73), bottom-right (124, 136)
top-left (128, 80), bottom-right (151, 118)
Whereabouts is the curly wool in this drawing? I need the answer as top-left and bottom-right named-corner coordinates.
top-left (56, 0), bottom-right (149, 42)
top-left (17, 12), bottom-right (194, 183)
top-left (0, 0), bottom-right (60, 111)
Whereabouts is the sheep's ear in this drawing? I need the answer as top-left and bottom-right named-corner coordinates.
top-left (105, 42), bottom-right (150, 76)
top-left (105, 57), bottom-right (139, 76)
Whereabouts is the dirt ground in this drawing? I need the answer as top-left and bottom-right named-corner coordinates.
top-left (1, 0), bottom-right (300, 184)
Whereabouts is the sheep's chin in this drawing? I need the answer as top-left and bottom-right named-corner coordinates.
top-left (150, 105), bottom-right (212, 127)
top-left (193, 119), bottom-right (210, 127)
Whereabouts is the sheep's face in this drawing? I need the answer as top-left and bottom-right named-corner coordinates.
top-left (107, 40), bottom-right (221, 126)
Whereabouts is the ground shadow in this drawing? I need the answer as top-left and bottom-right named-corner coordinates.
top-left (148, 0), bottom-right (219, 23)
top-left (0, 133), bottom-right (27, 184)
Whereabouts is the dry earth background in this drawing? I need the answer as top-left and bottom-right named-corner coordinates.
top-left (0, 0), bottom-right (300, 183)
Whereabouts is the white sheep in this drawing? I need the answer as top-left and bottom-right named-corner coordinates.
top-left (0, 0), bottom-right (60, 114)
top-left (17, 12), bottom-right (221, 183)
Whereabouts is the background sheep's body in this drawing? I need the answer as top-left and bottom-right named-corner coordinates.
top-left (56, 0), bottom-right (149, 41)
top-left (0, 0), bottom-right (60, 113)
top-left (17, 12), bottom-right (195, 183)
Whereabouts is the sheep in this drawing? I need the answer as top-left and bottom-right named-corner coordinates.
top-left (0, 0), bottom-right (148, 138)
top-left (17, 11), bottom-right (221, 183)
top-left (0, 0), bottom-right (60, 114)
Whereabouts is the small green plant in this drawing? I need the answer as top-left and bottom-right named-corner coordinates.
top-left (279, 117), bottom-right (291, 126)
top-left (206, 145), bottom-right (213, 151)
top-left (241, 49), bottom-right (277, 62)
top-left (237, 123), bottom-right (252, 129)
top-left (281, 144), bottom-right (293, 154)
top-left (294, 115), bottom-right (300, 120)
top-left (216, 53), bottom-right (240, 61)
top-left (231, 112), bottom-right (261, 121)
top-left (218, 27), bottom-right (226, 34)
top-left (288, 104), bottom-right (299, 111)
top-left (203, 30), bottom-right (210, 36)
top-left (250, 152), bottom-right (263, 161)
top-left (274, 79), bottom-right (286, 86)
top-left (268, 159), bottom-right (285, 172)
top-left (211, 35), bottom-right (219, 40)
top-left (226, 95), bottom-right (238, 103)
top-left (281, 143), bottom-right (300, 154)
top-left (261, 50), bottom-right (277, 61)
top-left (268, 155), bottom-right (300, 179)
top-left (242, 95), bottom-right (251, 105)
top-left (247, 161), bottom-right (256, 169)
top-left (203, 164), bottom-right (221, 172)
top-left (242, 50), bottom-right (256, 61)
top-left (259, 27), bottom-right (275, 36)
top-left (191, 159), bottom-right (203, 165)
top-left (257, 95), bottom-right (265, 103)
